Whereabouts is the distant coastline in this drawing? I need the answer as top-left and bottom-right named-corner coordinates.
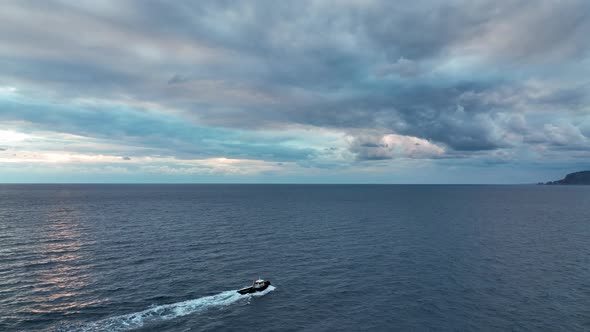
top-left (540, 171), bottom-right (590, 185)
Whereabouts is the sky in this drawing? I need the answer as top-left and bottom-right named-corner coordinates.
top-left (1, 0), bottom-right (589, 183)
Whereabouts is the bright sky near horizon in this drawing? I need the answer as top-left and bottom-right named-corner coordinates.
top-left (1, 1), bottom-right (589, 183)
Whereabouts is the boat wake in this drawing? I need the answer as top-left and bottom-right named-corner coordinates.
top-left (64, 286), bottom-right (276, 332)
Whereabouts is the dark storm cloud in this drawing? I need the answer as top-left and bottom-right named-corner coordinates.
top-left (0, 0), bottom-right (589, 164)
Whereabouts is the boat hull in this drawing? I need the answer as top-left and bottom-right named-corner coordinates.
top-left (237, 281), bottom-right (271, 294)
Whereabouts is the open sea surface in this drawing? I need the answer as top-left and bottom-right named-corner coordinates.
top-left (1, 184), bottom-right (589, 331)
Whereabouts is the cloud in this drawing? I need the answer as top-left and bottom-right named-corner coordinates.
top-left (0, 93), bottom-right (320, 162)
top-left (349, 132), bottom-right (445, 160)
top-left (0, 1), bottom-right (589, 182)
top-left (0, 150), bottom-right (294, 177)
top-left (377, 58), bottom-right (425, 78)
top-left (526, 123), bottom-right (590, 150)
top-left (167, 74), bottom-right (190, 84)
top-left (458, 1), bottom-right (590, 63)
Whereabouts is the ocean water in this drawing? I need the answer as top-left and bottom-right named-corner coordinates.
top-left (1, 184), bottom-right (590, 331)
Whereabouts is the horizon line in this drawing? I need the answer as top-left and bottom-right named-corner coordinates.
top-left (0, 182), bottom-right (539, 185)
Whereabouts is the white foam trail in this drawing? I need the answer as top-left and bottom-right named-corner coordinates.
top-left (73, 286), bottom-right (275, 332)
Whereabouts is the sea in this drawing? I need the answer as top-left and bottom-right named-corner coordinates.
top-left (1, 184), bottom-right (589, 331)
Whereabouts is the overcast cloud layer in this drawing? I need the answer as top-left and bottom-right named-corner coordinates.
top-left (1, 0), bottom-right (589, 183)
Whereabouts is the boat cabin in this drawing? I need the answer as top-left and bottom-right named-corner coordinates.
top-left (253, 279), bottom-right (266, 289)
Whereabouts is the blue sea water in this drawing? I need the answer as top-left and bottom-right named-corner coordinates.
top-left (1, 184), bottom-right (590, 331)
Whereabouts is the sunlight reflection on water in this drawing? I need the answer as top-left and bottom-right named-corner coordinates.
top-left (24, 202), bottom-right (102, 316)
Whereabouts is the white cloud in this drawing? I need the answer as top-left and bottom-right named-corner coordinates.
top-left (0, 130), bottom-right (31, 142)
top-left (0, 150), bottom-right (289, 176)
